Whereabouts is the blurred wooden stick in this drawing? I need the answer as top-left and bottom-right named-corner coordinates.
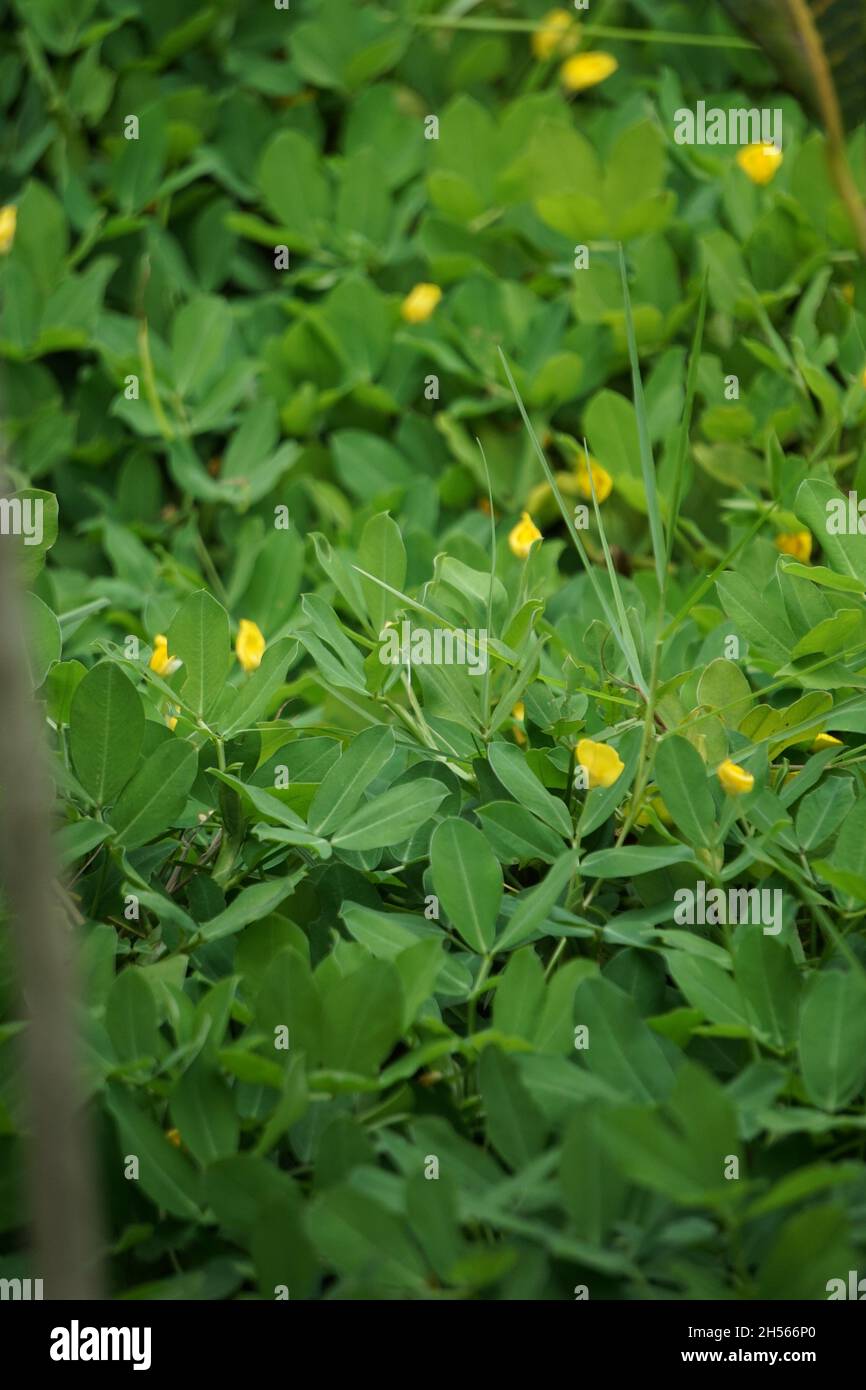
top-left (0, 477), bottom-right (103, 1299)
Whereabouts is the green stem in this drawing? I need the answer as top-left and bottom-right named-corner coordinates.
top-left (137, 319), bottom-right (174, 442)
top-left (413, 16), bottom-right (757, 48)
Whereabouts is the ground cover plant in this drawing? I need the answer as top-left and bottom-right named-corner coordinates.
top-left (3, 0), bottom-right (866, 1301)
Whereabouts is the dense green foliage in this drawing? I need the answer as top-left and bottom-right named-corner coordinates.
top-left (3, 0), bottom-right (866, 1300)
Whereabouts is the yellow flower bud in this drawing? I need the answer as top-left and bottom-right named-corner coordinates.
top-left (236, 618), bottom-right (266, 672)
top-left (508, 511), bottom-right (542, 559)
top-left (165, 1128), bottom-right (182, 1148)
top-left (717, 758), bottom-right (754, 796)
top-left (736, 142), bottom-right (783, 186)
top-left (576, 456), bottom-right (613, 503)
top-left (775, 531), bottom-right (812, 563)
top-left (401, 282), bottom-right (442, 325)
top-left (560, 51), bottom-right (618, 93)
top-left (577, 737), bottom-right (624, 789)
top-left (0, 205), bottom-right (17, 255)
top-left (811, 732), bottom-right (842, 752)
top-left (531, 9), bottom-right (577, 61)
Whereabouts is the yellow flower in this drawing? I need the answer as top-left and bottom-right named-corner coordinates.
top-left (577, 738), bottom-right (624, 789)
top-left (811, 732), bottom-right (842, 752)
top-left (560, 51), bottom-right (618, 93)
top-left (576, 456), bottom-right (613, 503)
top-left (401, 283), bottom-right (442, 325)
top-left (149, 633), bottom-right (181, 677)
top-left (508, 511), bottom-right (542, 559)
top-left (736, 142), bottom-right (783, 186)
top-left (860, 365), bottom-right (866, 388)
top-left (717, 758), bottom-right (754, 796)
top-left (165, 1128), bottom-right (182, 1148)
top-left (165, 706), bottom-right (180, 732)
top-left (775, 530), bottom-right (812, 563)
top-left (531, 9), bottom-right (577, 61)
top-left (0, 205), bottom-right (16, 255)
top-left (236, 618), bottom-right (265, 672)
top-left (512, 700), bottom-right (526, 745)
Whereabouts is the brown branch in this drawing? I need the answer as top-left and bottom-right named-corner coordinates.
top-left (0, 480), bottom-right (104, 1299)
top-left (787, 0), bottom-right (866, 259)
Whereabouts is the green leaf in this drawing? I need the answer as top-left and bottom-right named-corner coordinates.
top-left (169, 1058), bottom-right (239, 1167)
top-left (171, 296), bottom-right (232, 399)
top-left (795, 777), bottom-right (855, 851)
top-left (320, 960), bottom-right (404, 1075)
top-left (580, 843), bottom-right (696, 878)
top-left (307, 725), bottom-right (395, 835)
top-left (798, 969), bottom-right (866, 1111)
top-left (201, 878), bottom-right (299, 943)
top-left (430, 817), bottom-right (502, 953)
top-left (394, 939), bottom-right (442, 1029)
top-left (252, 1194), bottom-right (318, 1300)
top-left (534, 960), bottom-right (597, 1054)
top-left (69, 662), bottom-right (145, 805)
top-left (779, 558), bottom-right (864, 594)
top-left (598, 1061), bottom-right (739, 1205)
top-left (255, 948), bottom-right (323, 1064)
top-left (560, 1104), bottom-right (627, 1242)
top-left (475, 801), bottom-right (567, 864)
top-left (716, 571), bottom-right (794, 668)
top-left (308, 1185), bottom-right (426, 1291)
top-left (574, 976), bottom-right (677, 1101)
top-left (108, 740), bottom-right (198, 848)
top-left (218, 637), bottom-right (298, 737)
top-left (479, 1046), bottom-right (547, 1170)
top-left (205, 1155), bottom-right (298, 1240)
top-left (733, 932), bottom-right (801, 1050)
top-left (25, 592), bottom-right (61, 688)
top-left (12, 180), bottom-right (67, 293)
top-left (45, 658), bottom-right (86, 726)
top-left (487, 742), bottom-right (572, 838)
top-left (167, 589), bottom-right (230, 719)
top-left (105, 968), bottom-right (162, 1065)
top-left (756, 1206), bottom-right (857, 1301)
top-left (330, 778), bottom-right (447, 852)
top-left (827, 799), bottom-right (866, 902)
top-left (55, 818), bottom-right (113, 869)
top-left (492, 948), bottom-right (545, 1040)
top-left (795, 478), bottom-right (866, 587)
top-left (257, 130), bottom-right (330, 247)
top-left (695, 657), bottom-right (753, 726)
top-left (496, 851), bottom-right (579, 950)
top-left (358, 511), bottom-right (406, 634)
top-left (653, 735), bottom-right (717, 848)
top-left (105, 1083), bottom-right (202, 1221)
top-left (665, 951), bottom-right (750, 1030)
